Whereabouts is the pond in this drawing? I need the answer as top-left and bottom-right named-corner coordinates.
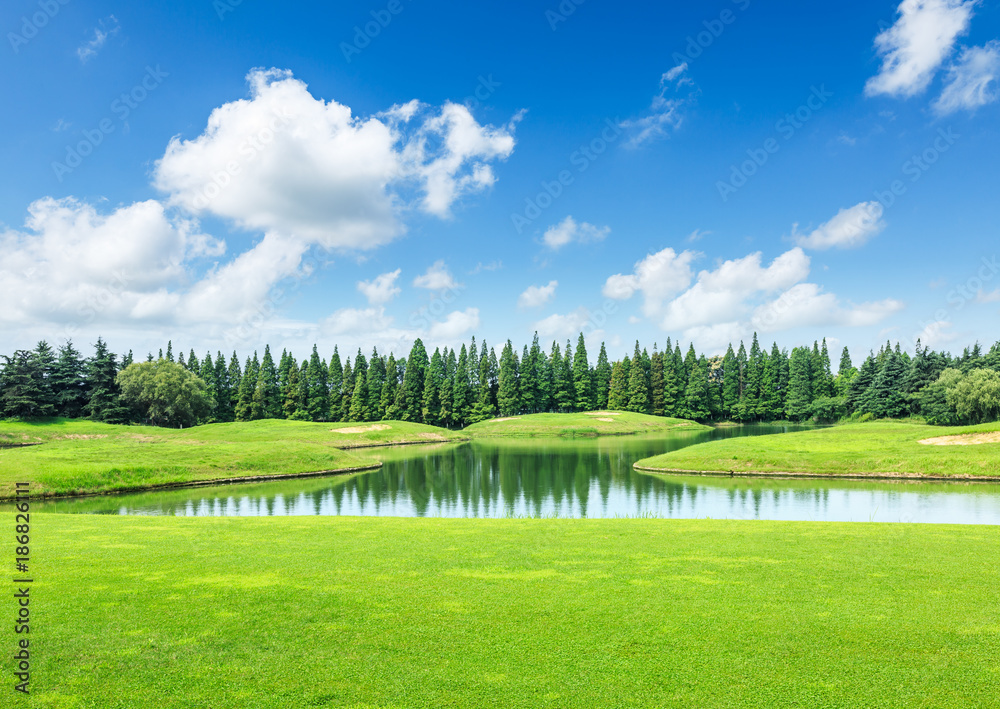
top-left (31, 424), bottom-right (1000, 524)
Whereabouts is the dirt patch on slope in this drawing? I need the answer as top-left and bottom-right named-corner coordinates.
top-left (331, 424), bottom-right (392, 434)
top-left (919, 432), bottom-right (1000, 446)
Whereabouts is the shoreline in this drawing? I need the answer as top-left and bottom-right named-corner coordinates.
top-left (633, 464), bottom-right (1000, 483)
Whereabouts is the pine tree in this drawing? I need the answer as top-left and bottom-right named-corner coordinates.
top-left (682, 354), bottom-right (711, 422)
top-left (328, 347), bottom-right (344, 422)
top-left (252, 345), bottom-right (281, 419)
top-left (626, 342), bottom-right (650, 413)
top-left (165, 341), bottom-right (174, 362)
top-left (380, 353), bottom-right (399, 421)
top-left (83, 338), bottom-right (130, 423)
top-left (497, 340), bottom-right (521, 417)
top-left (31, 341), bottom-right (57, 415)
top-left (283, 360), bottom-right (300, 419)
top-left (225, 352), bottom-right (242, 422)
top-left (738, 334), bottom-right (763, 421)
top-left (51, 341), bottom-right (87, 417)
top-left (785, 347), bottom-right (813, 421)
top-left (367, 349), bottom-right (386, 421)
top-left (341, 358), bottom-right (354, 421)
top-left (847, 354), bottom-right (876, 414)
top-left (759, 343), bottom-right (784, 420)
top-left (534, 339), bottom-right (551, 412)
top-left (349, 350), bottom-right (369, 422)
top-left (722, 344), bottom-right (739, 419)
top-left (306, 345), bottom-right (329, 421)
top-left (290, 359), bottom-right (311, 420)
top-left (0, 351), bottom-right (53, 419)
top-left (607, 360), bottom-right (629, 411)
top-left (835, 346), bottom-right (858, 397)
top-left (199, 352), bottom-right (218, 422)
top-left (451, 346), bottom-right (471, 426)
top-left (572, 333), bottom-right (593, 411)
top-left (661, 348), bottom-right (680, 418)
top-left (519, 343), bottom-right (537, 414)
top-left (594, 342), bottom-right (612, 410)
top-left (550, 342), bottom-right (571, 412)
top-left (439, 349), bottom-right (456, 426)
top-left (214, 352), bottom-right (233, 422)
top-left (235, 352), bottom-right (259, 421)
top-left (650, 349), bottom-right (666, 417)
top-left (865, 350), bottom-right (908, 419)
top-left (399, 339), bottom-right (429, 422)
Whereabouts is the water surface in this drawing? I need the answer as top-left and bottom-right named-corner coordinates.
top-left (28, 425), bottom-right (1000, 524)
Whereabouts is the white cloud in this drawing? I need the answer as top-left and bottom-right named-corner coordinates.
top-left (77, 16), bottom-right (119, 63)
top-left (0, 197), bottom-right (222, 327)
top-left (357, 269), bottom-right (401, 305)
top-left (683, 323), bottom-right (749, 353)
top-left (602, 247), bottom-right (698, 316)
top-left (914, 320), bottom-right (958, 348)
top-left (543, 216), bottom-right (610, 250)
top-left (934, 41), bottom-right (1000, 114)
top-left (429, 308), bottom-right (481, 340)
top-left (413, 261), bottom-right (460, 291)
top-left (154, 68), bottom-right (517, 251)
top-left (533, 308), bottom-right (593, 339)
top-left (660, 249), bottom-right (811, 332)
top-left (621, 64), bottom-right (694, 148)
top-left (793, 202), bottom-right (886, 250)
top-left (976, 288), bottom-right (1000, 303)
top-left (751, 283), bottom-right (904, 332)
top-left (518, 281), bottom-right (558, 308)
top-left (866, 0), bottom-right (976, 98)
top-left (324, 306), bottom-right (396, 336)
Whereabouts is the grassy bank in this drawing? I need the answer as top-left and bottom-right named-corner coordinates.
top-left (465, 411), bottom-right (708, 438)
top-left (0, 419), bottom-right (467, 498)
top-left (634, 420), bottom-right (1000, 479)
top-left (22, 514), bottom-right (1000, 708)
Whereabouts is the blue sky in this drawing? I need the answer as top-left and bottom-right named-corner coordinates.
top-left (2, 0), bottom-right (999, 364)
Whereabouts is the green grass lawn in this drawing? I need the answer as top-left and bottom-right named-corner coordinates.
top-left (634, 420), bottom-right (1000, 478)
top-left (21, 514), bottom-right (1000, 708)
top-left (465, 411), bottom-right (708, 438)
top-left (0, 419), bottom-right (467, 499)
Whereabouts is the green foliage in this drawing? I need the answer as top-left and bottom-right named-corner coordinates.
top-left (809, 396), bottom-right (847, 423)
top-left (117, 359), bottom-right (215, 428)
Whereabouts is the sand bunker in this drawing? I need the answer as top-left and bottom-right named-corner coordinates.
top-left (585, 411), bottom-right (620, 416)
top-left (490, 417), bottom-right (521, 423)
top-left (418, 432), bottom-right (447, 441)
top-left (919, 432), bottom-right (1000, 446)
top-left (331, 424), bottom-right (391, 434)
top-left (594, 417), bottom-right (615, 422)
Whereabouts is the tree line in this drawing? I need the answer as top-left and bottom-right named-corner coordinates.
top-left (1, 333), bottom-right (999, 429)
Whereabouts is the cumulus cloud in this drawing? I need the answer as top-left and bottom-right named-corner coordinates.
top-left (413, 261), bottom-right (460, 291)
top-left (543, 216), bottom-right (610, 250)
top-left (976, 288), bottom-right (1000, 303)
top-left (660, 249), bottom-right (812, 332)
top-left (913, 320), bottom-right (958, 348)
top-left (865, 0), bottom-right (976, 98)
top-left (750, 283), bottom-right (904, 332)
top-left (934, 41), bottom-right (1000, 114)
top-left (357, 269), bottom-right (402, 305)
top-left (77, 16), bottom-right (119, 63)
top-left (154, 68), bottom-right (518, 251)
top-left (621, 64), bottom-right (695, 148)
top-left (0, 197), bottom-right (222, 327)
top-left (518, 281), bottom-right (558, 308)
top-left (533, 308), bottom-right (595, 339)
top-left (602, 247), bottom-right (698, 315)
top-left (793, 202), bottom-right (886, 250)
top-left (429, 308), bottom-right (481, 340)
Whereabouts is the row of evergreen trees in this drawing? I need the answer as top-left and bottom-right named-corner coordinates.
top-left (2, 333), bottom-right (999, 427)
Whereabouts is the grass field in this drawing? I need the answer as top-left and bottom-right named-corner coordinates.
top-left (0, 419), bottom-right (467, 499)
top-left (634, 420), bottom-right (1000, 479)
top-left (465, 411), bottom-right (708, 438)
top-left (21, 514), bottom-right (1000, 708)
